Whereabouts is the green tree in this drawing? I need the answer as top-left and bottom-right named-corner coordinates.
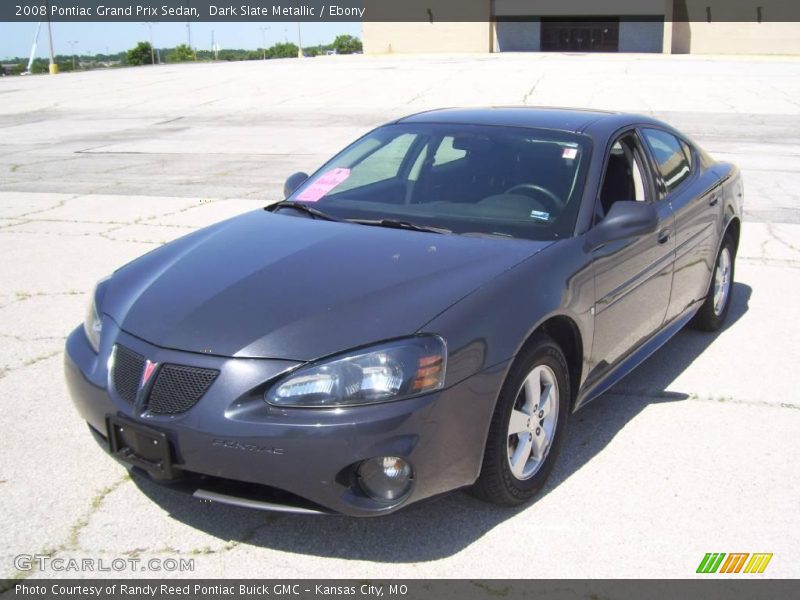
top-left (30, 58), bottom-right (49, 74)
top-left (332, 35), bottom-right (362, 55)
top-left (168, 44), bottom-right (195, 63)
top-left (127, 41), bottom-right (154, 66)
top-left (267, 42), bottom-right (299, 59)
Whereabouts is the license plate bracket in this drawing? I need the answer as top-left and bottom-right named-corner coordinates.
top-left (106, 415), bottom-right (174, 479)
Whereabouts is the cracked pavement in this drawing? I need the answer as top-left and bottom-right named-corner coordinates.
top-left (0, 53), bottom-right (799, 580)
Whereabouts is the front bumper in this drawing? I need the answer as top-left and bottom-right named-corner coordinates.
top-left (64, 321), bottom-right (508, 516)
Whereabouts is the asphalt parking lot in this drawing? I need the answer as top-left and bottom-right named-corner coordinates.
top-left (1, 52), bottom-right (799, 580)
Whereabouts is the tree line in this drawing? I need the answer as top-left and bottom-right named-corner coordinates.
top-left (0, 35), bottom-right (362, 75)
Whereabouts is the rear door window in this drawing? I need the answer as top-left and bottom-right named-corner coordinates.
top-left (641, 128), bottom-right (692, 194)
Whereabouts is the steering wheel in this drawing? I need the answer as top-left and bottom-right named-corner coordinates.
top-left (503, 184), bottom-right (561, 214)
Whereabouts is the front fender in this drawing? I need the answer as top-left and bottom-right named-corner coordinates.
top-left (420, 238), bottom-right (594, 392)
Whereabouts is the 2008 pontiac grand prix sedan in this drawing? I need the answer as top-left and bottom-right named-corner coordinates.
top-left (65, 108), bottom-right (743, 516)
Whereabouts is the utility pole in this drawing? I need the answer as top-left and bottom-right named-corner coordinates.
top-left (143, 22), bottom-right (156, 64)
top-left (259, 26), bottom-right (269, 60)
top-left (44, 0), bottom-right (57, 74)
top-left (297, 22), bottom-right (303, 58)
top-left (211, 30), bottom-right (219, 60)
top-left (186, 0), bottom-right (193, 55)
top-left (67, 40), bottom-right (78, 70)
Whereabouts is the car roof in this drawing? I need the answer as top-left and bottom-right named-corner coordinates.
top-left (396, 107), bottom-right (661, 135)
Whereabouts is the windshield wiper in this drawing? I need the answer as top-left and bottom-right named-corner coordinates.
top-left (267, 201), bottom-right (341, 222)
top-left (268, 204), bottom-right (449, 234)
top-left (348, 218), bottom-right (451, 235)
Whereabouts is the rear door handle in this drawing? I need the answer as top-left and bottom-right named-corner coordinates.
top-left (709, 195), bottom-right (719, 207)
top-left (658, 229), bottom-right (672, 244)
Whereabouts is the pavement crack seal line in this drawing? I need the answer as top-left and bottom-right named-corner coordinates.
top-left (0, 332), bottom-right (65, 342)
top-left (178, 516), bottom-right (280, 558)
top-left (2, 291), bottom-right (84, 307)
top-left (767, 221), bottom-right (800, 253)
top-left (608, 389), bottom-right (800, 411)
top-left (0, 350), bottom-right (63, 380)
top-left (0, 484), bottom-right (282, 587)
top-left (0, 475), bottom-right (130, 591)
top-left (522, 75), bottom-right (543, 105)
top-left (97, 227), bottom-right (163, 246)
top-left (0, 220), bottom-right (27, 230)
top-left (739, 256), bottom-right (800, 268)
top-left (61, 504), bottom-right (279, 569)
top-left (8, 217), bottom-right (193, 230)
top-left (10, 195), bottom-right (77, 220)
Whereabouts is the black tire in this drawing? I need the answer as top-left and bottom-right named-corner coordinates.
top-left (471, 333), bottom-right (570, 506)
top-left (690, 233), bottom-right (736, 332)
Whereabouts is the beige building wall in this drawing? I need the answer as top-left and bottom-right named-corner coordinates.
top-left (674, 22), bottom-right (800, 54)
top-left (672, 1), bottom-right (800, 54)
top-left (363, 0), bottom-right (492, 54)
top-left (363, 22), bottom-right (492, 54)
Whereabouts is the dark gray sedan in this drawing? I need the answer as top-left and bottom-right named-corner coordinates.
top-left (65, 108), bottom-right (743, 516)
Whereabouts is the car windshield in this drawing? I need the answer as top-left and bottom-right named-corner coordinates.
top-left (287, 123), bottom-right (592, 241)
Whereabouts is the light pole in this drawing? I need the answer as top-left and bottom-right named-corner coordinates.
top-left (297, 22), bottom-right (303, 58)
top-left (186, 0), bottom-right (193, 53)
top-left (259, 26), bottom-right (270, 59)
top-left (67, 40), bottom-right (78, 70)
top-left (142, 22), bottom-right (156, 64)
top-left (44, 0), bottom-right (57, 74)
top-left (211, 30), bottom-right (219, 60)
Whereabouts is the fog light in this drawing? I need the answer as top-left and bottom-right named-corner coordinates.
top-left (357, 456), bottom-right (413, 502)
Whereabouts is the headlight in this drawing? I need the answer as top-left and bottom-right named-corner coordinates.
top-left (265, 336), bottom-right (446, 408)
top-left (83, 276), bottom-right (110, 353)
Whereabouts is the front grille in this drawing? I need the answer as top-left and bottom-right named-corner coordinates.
top-left (147, 365), bottom-right (218, 415)
top-left (112, 345), bottom-right (145, 404)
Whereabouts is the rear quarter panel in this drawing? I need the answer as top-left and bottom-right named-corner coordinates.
top-left (715, 162), bottom-right (745, 238)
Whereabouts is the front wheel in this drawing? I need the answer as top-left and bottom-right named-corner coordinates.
top-left (690, 233), bottom-right (735, 332)
top-left (471, 334), bottom-right (569, 506)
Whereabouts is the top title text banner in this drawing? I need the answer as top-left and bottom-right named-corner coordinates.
top-left (3, 0), bottom-right (800, 22)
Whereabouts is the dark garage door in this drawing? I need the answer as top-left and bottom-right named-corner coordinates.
top-left (541, 18), bottom-right (620, 52)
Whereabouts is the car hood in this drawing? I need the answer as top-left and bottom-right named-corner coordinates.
top-left (104, 210), bottom-right (550, 360)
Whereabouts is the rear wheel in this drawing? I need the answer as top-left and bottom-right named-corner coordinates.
top-left (690, 233), bottom-right (735, 332)
top-left (471, 334), bottom-right (569, 506)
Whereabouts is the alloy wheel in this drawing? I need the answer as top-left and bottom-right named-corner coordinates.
top-left (506, 364), bottom-right (559, 480)
top-left (713, 246), bottom-right (732, 316)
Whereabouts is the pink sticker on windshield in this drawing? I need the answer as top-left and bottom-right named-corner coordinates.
top-left (562, 148), bottom-right (578, 160)
top-left (295, 168), bottom-right (351, 202)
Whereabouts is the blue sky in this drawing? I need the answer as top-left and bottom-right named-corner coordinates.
top-left (0, 21), bottom-right (362, 59)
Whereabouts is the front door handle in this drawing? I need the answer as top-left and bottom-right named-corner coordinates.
top-left (658, 229), bottom-right (672, 244)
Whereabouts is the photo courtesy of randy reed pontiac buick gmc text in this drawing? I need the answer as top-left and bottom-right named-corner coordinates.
top-left (15, 583), bottom-right (400, 596)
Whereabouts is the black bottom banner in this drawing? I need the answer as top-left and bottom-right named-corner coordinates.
top-left (3, 580), bottom-right (798, 600)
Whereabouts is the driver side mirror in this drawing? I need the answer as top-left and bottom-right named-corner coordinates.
top-left (283, 172), bottom-right (309, 199)
top-left (586, 201), bottom-right (659, 250)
